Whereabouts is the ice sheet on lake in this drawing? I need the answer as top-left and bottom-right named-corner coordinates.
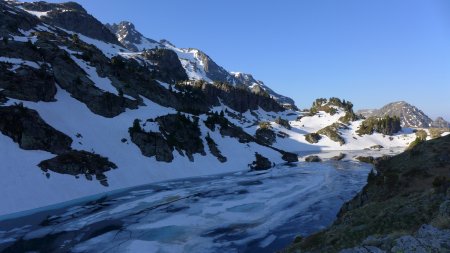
top-left (0, 162), bottom-right (372, 253)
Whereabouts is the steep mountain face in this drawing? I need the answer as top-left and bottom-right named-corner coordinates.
top-left (105, 21), bottom-right (159, 51)
top-left (0, 1), bottom-right (424, 216)
top-left (106, 21), bottom-right (296, 107)
top-left (21, 1), bottom-right (120, 45)
top-left (232, 72), bottom-right (296, 107)
top-left (431, 117), bottom-right (449, 128)
top-left (357, 101), bottom-right (433, 128)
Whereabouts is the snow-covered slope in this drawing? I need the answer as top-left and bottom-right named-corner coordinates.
top-left (0, 1), bottom-right (437, 217)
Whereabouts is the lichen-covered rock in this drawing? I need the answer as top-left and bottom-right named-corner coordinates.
top-left (317, 122), bottom-right (348, 145)
top-left (356, 156), bottom-right (375, 164)
top-left (38, 150), bottom-right (117, 186)
top-left (0, 105), bottom-right (72, 154)
top-left (331, 153), bottom-right (346, 161)
top-left (275, 116), bottom-right (291, 129)
top-left (304, 133), bottom-right (321, 144)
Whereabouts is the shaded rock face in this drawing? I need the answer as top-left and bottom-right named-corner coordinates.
top-left (250, 153), bottom-right (272, 170)
top-left (255, 128), bottom-right (276, 146)
top-left (0, 105), bottom-right (72, 154)
top-left (0, 1), bottom-right (41, 35)
top-left (199, 81), bottom-right (285, 113)
top-left (129, 114), bottom-right (206, 162)
top-left (0, 62), bottom-right (56, 102)
top-left (204, 112), bottom-right (254, 143)
top-left (205, 134), bottom-right (227, 163)
top-left (34, 35), bottom-right (140, 117)
top-left (155, 114), bottom-right (205, 161)
top-left (22, 1), bottom-right (120, 45)
top-left (141, 49), bottom-right (188, 83)
top-left (130, 131), bottom-right (173, 162)
top-left (358, 101), bottom-right (433, 128)
top-left (38, 150), bottom-right (117, 186)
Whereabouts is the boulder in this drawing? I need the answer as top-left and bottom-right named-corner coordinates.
top-left (304, 133), bottom-right (321, 144)
top-left (305, 155), bottom-right (321, 162)
top-left (250, 153), bottom-right (272, 170)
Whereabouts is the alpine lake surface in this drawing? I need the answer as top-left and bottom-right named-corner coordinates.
top-left (0, 151), bottom-right (381, 253)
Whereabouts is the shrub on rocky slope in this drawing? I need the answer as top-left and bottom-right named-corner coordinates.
top-left (288, 135), bottom-right (450, 252)
top-left (356, 115), bottom-right (401, 136)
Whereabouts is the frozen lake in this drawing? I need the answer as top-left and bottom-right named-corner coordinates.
top-left (0, 161), bottom-right (373, 252)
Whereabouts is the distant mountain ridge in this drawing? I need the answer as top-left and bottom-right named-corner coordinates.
top-left (357, 101), bottom-right (435, 128)
top-left (105, 21), bottom-right (296, 107)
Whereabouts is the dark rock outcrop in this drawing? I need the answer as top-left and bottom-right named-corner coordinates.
top-left (205, 133), bottom-right (227, 163)
top-left (156, 114), bottom-right (205, 161)
top-left (141, 48), bottom-right (188, 83)
top-left (0, 105), bottom-right (72, 154)
top-left (38, 150), bottom-right (117, 186)
top-left (250, 152), bottom-right (272, 170)
top-left (22, 1), bottom-right (120, 45)
top-left (130, 130), bottom-right (173, 162)
top-left (255, 127), bottom-right (276, 146)
top-left (0, 62), bottom-right (56, 102)
top-left (0, 1), bottom-right (41, 35)
top-left (281, 151), bottom-right (299, 163)
top-left (305, 155), bottom-right (321, 162)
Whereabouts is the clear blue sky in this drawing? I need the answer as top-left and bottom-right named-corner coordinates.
top-left (38, 0), bottom-right (450, 119)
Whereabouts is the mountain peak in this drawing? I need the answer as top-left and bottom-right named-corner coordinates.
top-left (357, 101), bottom-right (432, 128)
top-left (106, 21), bottom-right (159, 51)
